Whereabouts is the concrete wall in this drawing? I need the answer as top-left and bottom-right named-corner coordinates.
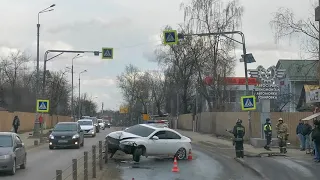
top-left (0, 111), bottom-right (71, 132)
top-left (177, 111), bottom-right (313, 146)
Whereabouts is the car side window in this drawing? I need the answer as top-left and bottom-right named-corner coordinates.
top-left (153, 131), bottom-right (167, 139)
top-left (165, 131), bottom-right (181, 139)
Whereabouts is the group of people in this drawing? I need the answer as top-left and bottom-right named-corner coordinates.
top-left (296, 119), bottom-right (320, 162)
top-left (230, 117), bottom-right (310, 158)
top-left (263, 117), bottom-right (289, 153)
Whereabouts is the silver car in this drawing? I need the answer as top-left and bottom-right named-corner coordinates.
top-left (0, 132), bottom-right (27, 175)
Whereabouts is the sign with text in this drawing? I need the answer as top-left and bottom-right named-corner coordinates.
top-left (306, 89), bottom-right (320, 103)
top-left (225, 77), bottom-right (258, 85)
top-left (254, 84), bottom-right (280, 100)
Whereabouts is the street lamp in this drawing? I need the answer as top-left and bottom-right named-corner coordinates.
top-left (78, 70), bottom-right (87, 119)
top-left (33, 4), bottom-right (55, 137)
top-left (71, 54), bottom-right (83, 120)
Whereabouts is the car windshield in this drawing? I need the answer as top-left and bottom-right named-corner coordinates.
top-left (78, 121), bottom-right (92, 126)
top-left (124, 125), bottom-right (155, 137)
top-left (0, 135), bottom-right (13, 147)
top-left (98, 120), bottom-right (102, 123)
top-left (54, 124), bottom-right (77, 131)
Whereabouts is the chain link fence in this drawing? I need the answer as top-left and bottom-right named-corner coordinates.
top-left (51, 140), bottom-right (109, 180)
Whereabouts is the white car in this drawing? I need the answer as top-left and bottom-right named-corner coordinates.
top-left (98, 119), bottom-right (105, 130)
top-left (77, 119), bottom-right (96, 137)
top-left (106, 124), bottom-right (192, 162)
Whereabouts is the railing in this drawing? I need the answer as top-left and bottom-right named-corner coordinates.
top-left (51, 140), bottom-right (108, 180)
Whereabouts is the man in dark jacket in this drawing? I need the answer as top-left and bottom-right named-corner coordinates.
top-left (296, 120), bottom-right (304, 150)
top-left (263, 118), bottom-right (272, 151)
top-left (302, 120), bottom-right (312, 153)
top-left (233, 119), bottom-right (245, 158)
top-left (12, 116), bottom-right (20, 133)
top-left (311, 120), bottom-right (320, 162)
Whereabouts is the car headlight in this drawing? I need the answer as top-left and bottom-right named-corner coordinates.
top-left (49, 134), bottom-right (54, 139)
top-left (0, 155), bottom-right (10, 160)
top-left (72, 134), bottom-right (80, 139)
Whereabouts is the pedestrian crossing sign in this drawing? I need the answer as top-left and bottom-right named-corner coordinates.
top-left (163, 30), bottom-right (178, 45)
top-left (101, 47), bottom-right (113, 59)
top-left (240, 95), bottom-right (256, 111)
top-left (36, 99), bottom-right (50, 113)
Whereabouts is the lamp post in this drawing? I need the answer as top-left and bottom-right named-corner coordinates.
top-left (71, 54), bottom-right (83, 120)
top-left (78, 70), bottom-right (87, 119)
top-left (33, 4), bottom-right (55, 137)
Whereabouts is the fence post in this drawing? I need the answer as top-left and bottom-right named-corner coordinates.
top-left (84, 151), bottom-right (88, 180)
top-left (104, 140), bottom-right (108, 163)
top-left (92, 145), bottom-right (96, 178)
top-left (99, 141), bottom-right (103, 170)
top-left (72, 159), bottom-right (77, 180)
top-left (56, 170), bottom-right (62, 180)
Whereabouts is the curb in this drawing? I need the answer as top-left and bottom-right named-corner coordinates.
top-left (233, 158), bottom-right (268, 180)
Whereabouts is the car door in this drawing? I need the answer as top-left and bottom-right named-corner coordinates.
top-left (78, 124), bottom-right (84, 143)
top-left (165, 131), bottom-right (182, 155)
top-left (14, 135), bottom-right (23, 165)
top-left (147, 130), bottom-right (169, 155)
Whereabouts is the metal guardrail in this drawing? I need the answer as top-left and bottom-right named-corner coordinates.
top-left (51, 140), bottom-right (109, 180)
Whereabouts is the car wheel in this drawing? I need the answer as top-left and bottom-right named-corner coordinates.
top-left (49, 145), bottom-right (54, 150)
top-left (81, 139), bottom-right (84, 146)
top-left (20, 154), bottom-right (26, 169)
top-left (9, 159), bottom-right (16, 175)
top-left (175, 148), bottom-right (187, 160)
top-left (133, 147), bottom-right (142, 162)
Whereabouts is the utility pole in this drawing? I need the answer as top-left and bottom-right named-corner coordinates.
top-left (71, 54), bottom-right (81, 121)
top-left (33, 4), bottom-right (55, 137)
top-left (176, 92), bottom-right (179, 129)
top-left (78, 70), bottom-right (87, 119)
top-left (316, 1), bottom-right (320, 84)
top-left (101, 102), bottom-right (104, 117)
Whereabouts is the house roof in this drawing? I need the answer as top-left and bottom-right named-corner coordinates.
top-left (276, 59), bottom-right (318, 81)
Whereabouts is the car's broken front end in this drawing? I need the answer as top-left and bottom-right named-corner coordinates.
top-left (106, 131), bottom-right (140, 157)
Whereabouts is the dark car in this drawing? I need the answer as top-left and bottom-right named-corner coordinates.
top-left (49, 122), bottom-right (84, 149)
top-left (0, 132), bottom-right (27, 175)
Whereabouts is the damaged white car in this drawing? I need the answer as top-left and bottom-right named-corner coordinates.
top-left (105, 124), bottom-right (192, 162)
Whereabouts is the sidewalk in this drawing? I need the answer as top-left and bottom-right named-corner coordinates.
top-left (176, 129), bottom-right (310, 159)
top-left (18, 129), bottom-right (52, 150)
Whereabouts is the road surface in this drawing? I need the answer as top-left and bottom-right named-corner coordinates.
top-left (117, 144), bottom-right (261, 180)
top-left (0, 128), bottom-right (116, 180)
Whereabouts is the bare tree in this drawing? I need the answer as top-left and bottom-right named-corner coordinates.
top-left (147, 71), bottom-right (166, 115)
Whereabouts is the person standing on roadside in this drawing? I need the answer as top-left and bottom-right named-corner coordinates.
top-left (12, 115), bottom-right (20, 133)
top-left (311, 120), bottom-right (320, 162)
top-left (302, 120), bottom-right (312, 154)
top-left (276, 118), bottom-right (289, 154)
top-left (263, 118), bottom-right (272, 151)
top-left (232, 119), bottom-right (245, 158)
top-left (296, 119), bottom-right (304, 151)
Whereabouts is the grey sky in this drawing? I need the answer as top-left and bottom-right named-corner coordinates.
top-left (0, 0), bottom-right (314, 110)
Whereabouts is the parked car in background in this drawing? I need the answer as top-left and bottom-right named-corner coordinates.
top-left (104, 120), bottom-right (111, 128)
top-left (0, 132), bottom-right (27, 175)
top-left (49, 122), bottom-right (84, 149)
top-left (106, 124), bottom-right (192, 162)
top-left (98, 119), bottom-right (105, 130)
top-left (78, 119), bottom-right (96, 137)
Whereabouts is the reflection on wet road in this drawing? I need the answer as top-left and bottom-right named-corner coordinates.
top-left (118, 145), bottom-right (260, 180)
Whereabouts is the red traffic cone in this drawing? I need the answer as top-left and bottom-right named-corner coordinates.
top-left (172, 157), bottom-right (180, 172)
top-left (187, 149), bottom-right (193, 160)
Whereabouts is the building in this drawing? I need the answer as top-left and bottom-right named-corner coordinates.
top-left (275, 59), bottom-right (318, 112)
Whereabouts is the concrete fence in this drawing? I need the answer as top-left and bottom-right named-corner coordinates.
top-left (0, 111), bottom-right (71, 132)
top-left (177, 111), bottom-right (313, 146)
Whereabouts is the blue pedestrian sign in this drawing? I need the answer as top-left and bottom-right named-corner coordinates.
top-left (36, 99), bottom-right (50, 113)
top-left (240, 95), bottom-right (256, 111)
top-left (102, 47), bottom-right (113, 59)
top-left (163, 30), bottom-right (178, 45)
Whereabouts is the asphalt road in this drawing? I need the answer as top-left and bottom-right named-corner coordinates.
top-left (0, 128), bottom-right (115, 180)
top-left (117, 143), bottom-right (261, 180)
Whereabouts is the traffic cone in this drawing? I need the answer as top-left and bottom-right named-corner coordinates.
top-left (187, 149), bottom-right (193, 160)
top-left (171, 157), bottom-right (179, 172)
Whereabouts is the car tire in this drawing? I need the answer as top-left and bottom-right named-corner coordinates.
top-left (9, 159), bottom-right (16, 175)
top-left (175, 148), bottom-right (187, 160)
top-left (49, 145), bottom-right (54, 150)
top-left (133, 147), bottom-right (142, 162)
top-left (20, 154), bottom-right (27, 169)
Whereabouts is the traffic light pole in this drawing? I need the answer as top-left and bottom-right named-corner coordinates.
top-left (178, 31), bottom-right (252, 138)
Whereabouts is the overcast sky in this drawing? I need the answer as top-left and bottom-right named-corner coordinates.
top-left (0, 0), bottom-right (314, 110)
